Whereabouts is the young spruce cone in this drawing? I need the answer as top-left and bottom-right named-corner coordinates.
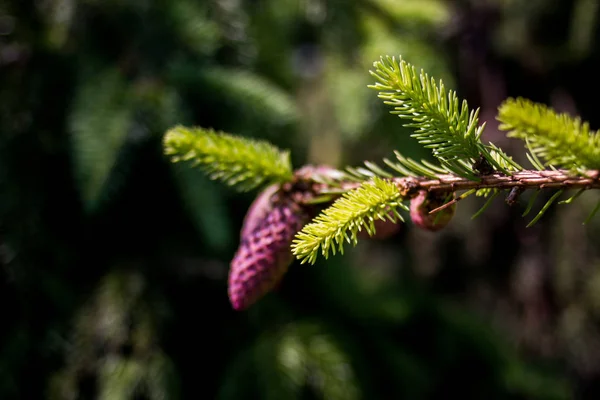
top-left (239, 184), bottom-right (279, 239)
top-left (229, 192), bottom-right (307, 311)
top-left (409, 190), bottom-right (456, 232)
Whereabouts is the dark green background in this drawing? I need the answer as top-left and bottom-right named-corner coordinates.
top-left (2, 0), bottom-right (600, 398)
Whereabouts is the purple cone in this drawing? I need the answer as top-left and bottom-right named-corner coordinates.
top-left (239, 184), bottom-right (279, 239)
top-left (229, 202), bottom-right (307, 311)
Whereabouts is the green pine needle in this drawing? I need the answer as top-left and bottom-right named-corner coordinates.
top-left (292, 177), bottom-right (407, 265)
top-left (163, 125), bottom-right (293, 192)
top-left (369, 56), bottom-right (517, 176)
top-left (472, 190), bottom-right (501, 220)
top-left (584, 200), bottom-right (600, 224)
top-left (526, 190), bottom-right (564, 227)
top-left (522, 190), bottom-right (540, 217)
top-left (498, 97), bottom-right (600, 172)
top-left (558, 188), bottom-right (586, 205)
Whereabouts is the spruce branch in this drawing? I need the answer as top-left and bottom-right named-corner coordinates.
top-left (291, 177), bottom-right (407, 265)
top-left (498, 97), bottom-right (600, 172)
top-left (162, 55), bottom-right (600, 309)
top-left (369, 56), bottom-right (520, 177)
top-left (291, 169), bottom-right (599, 264)
top-left (394, 170), bottom-right (600, 193)
top-left (322, 170), bottom-right (600, 196)
top-left (163, 125), bottom-right (293, 191)
top-left (310, 164), bottom-right (600, 207)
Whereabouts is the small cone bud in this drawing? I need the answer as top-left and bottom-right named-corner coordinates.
top-left (409, 190), bottom-right (456, 231)
top-left (229, 203), bottom-right (307, 311)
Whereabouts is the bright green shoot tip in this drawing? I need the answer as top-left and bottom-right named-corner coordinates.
top-left (292, 177), bottom-right (407, 265)
top-left (163, 125), bottom-right (294, 192)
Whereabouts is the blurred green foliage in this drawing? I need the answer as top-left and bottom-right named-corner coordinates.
top-left (1, 0), bottom-right (600, 399)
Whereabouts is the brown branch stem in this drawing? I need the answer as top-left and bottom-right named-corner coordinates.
top-left (393, 170), bottom-right (600, 195)
top-left (308, 170), bottom-right (600, 206)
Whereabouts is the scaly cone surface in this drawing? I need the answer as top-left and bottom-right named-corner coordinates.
top-left (229, 193), bottom-right (308, 311)
top-left (239, 183), bottom-right (279, 239)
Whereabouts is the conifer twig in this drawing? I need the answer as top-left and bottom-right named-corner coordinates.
top-left (163, 125), bottom-right (293, 191)
top-left (308, 170), bottom-right (600, 200)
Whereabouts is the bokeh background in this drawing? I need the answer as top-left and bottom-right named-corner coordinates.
top-left (2, 0), bottom-right (600, 398)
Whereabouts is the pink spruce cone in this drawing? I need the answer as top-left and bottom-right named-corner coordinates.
top-left (229, 196), bottom-right (307, 311)
top-left (409, 190), bottom-right (456, 232)
top-left (239, 184), bottom-right (279, 239)
top-left (229, 164), bottom-right (346, 310)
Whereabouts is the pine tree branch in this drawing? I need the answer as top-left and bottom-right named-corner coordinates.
top-left (163, 125), bottom-right (293, 192)
top-left (291, 177), bottom-right (407, 265)
top-left (291, 169), bottom-right (599, 264)
top-left (369, 56), bottom-right (520, 176)
top-left (310, 169), bottom-right (600, 199)
top-left (498, 97), bottom-right (600, 171)
top-left (397, 169), bottom-right (600, 193)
